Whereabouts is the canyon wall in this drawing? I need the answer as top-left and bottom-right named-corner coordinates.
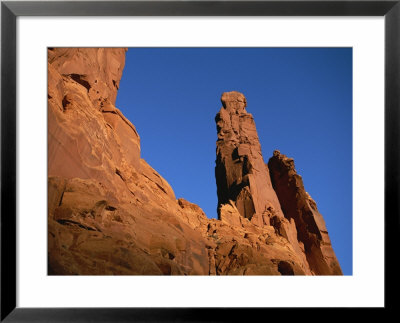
top-left (48, 48), bottom-right (342, 275)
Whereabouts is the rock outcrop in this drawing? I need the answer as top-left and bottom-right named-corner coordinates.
top-left (48, 48), bottom-right (210, 275)
top-left (268, 150), bottom-right (342, 275)
top-left (215, 91), bottom-right (286, 227)
top-left (215, 91), bottom-right (342, 275)
top-left (48, 49), bottom-right (342, 275)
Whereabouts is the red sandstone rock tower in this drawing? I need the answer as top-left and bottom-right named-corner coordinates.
top-left (215, 91), bottom-right (342, 275)
top-left (268, 150), bottom-right (342, 275)
top-left (47, 48), bottom-right (343, 275)
top-left (215, 91), bottom-right (285, 227)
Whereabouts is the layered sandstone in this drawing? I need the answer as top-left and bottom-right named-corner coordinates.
top-left (48, 48), bottom-right (341, 275)
top-left (215, 91), bottom-right (286, 227)
top-left (268, 150), bottom-right (342, 275)
top-left (215, 91), bottom-right (342, 275)
top-left (48, 48), bottom-right (210, 275)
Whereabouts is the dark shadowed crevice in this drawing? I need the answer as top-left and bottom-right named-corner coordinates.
top-left (278, 261), bottom-right (294, 275)
top-left (62, 96), bottom-right (70, 111)
top-left (68, 74), bottom-right (91, 92)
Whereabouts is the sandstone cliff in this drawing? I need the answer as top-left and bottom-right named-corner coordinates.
top-left (48, 48), bottom-right (210, 275)
top-left (48, 48), bottom-right (342, 275)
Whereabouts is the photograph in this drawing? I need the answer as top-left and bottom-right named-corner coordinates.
top-left (47, 47), bottom-right (352, 276)
top-left (2, 0), bottom-right (397, 319)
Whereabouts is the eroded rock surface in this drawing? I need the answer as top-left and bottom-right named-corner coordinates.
top-left (48, 49), bottom-right (341, 275)
top-left (215, 91), bottom-right (286, 227)
top-left (214, 91), bottom-right (342, 275)
top-left (268, 150), bottom-right (343, 275)
top-left (215, 91), bottom-right (314, 274)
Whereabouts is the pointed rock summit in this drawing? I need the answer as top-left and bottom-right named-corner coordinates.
top-left (215, 91), bottom-right (342, 275)
top-left (215, 91), bottom-right (285, 227)
top-left (268, 150), bottom-right (342, 275)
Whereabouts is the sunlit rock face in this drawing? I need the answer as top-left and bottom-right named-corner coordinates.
top-left (48, 48), bottom-right (213, 275)
top-left (215, 91), bottom-right (342, 275)
top-left (215, 91), bottom-right (285, 227)
top-left (48, 49), bottom-right (341, 275)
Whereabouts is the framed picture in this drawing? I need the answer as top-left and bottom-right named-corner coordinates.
top-left (1, 0), bottom-right (398, 320)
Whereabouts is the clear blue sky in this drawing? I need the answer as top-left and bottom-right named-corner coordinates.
top-left (116, 48), bottom-right (352, 275)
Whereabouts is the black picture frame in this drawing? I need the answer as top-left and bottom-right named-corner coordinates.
top-left (1, 0), bottom-right (399, 321)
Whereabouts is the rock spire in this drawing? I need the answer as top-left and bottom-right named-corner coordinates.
top-left (268, 150), bottom-right (342, 275)
top-left (215, 91), bottom-right (342, 275)
top-left (215, 91), bottom-right (285, 227)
